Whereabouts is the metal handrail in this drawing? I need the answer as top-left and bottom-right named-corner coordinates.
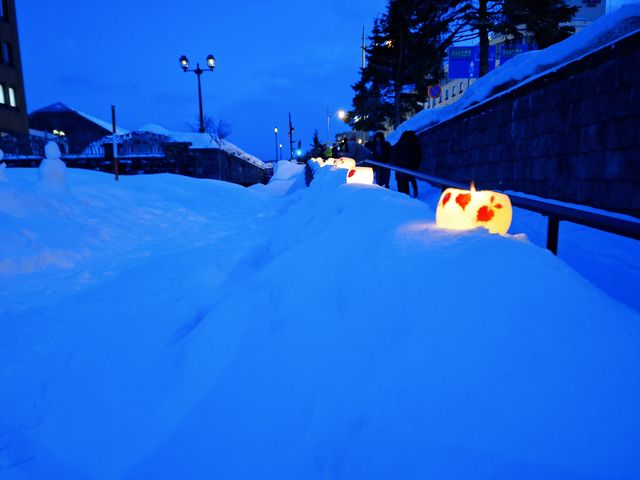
top-left (363, 160), bottom-right (640, 254)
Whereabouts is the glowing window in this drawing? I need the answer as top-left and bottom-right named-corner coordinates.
top-left (8, 86), bottom-right (16, 107)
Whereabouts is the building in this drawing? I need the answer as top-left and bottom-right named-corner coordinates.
top-left (28, 102), bottom-right (128, 154)
top-left (0, 0), bottom-right (28, 135)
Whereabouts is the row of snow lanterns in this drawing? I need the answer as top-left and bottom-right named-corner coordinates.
top-left (310, 157), bottom-right (374, 185)
top-left (310, 157), bottom-right (513, 235)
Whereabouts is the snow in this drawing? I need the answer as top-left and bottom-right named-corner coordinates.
top-left (388, 4), bottom-right (640, 142)
top-left (1, 165), bottom-right (639, 479)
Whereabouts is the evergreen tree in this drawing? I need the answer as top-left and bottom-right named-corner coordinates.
top-left (500, 0), bottom-right (579, 49)
top-left (306, 129), bottom-right (326, 159)
top-left (350, 0), bottom-right (451, 129)
top-left (449, 0), bottom-right (578, 77)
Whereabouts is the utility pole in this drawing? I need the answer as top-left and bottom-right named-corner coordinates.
top-left (274, 127), bottom-right (279, 161)
top-left (288, 112), bottom-right (295, 160)
top-left (111, 105), bottom-right (119, 181)
top-left (326, 107), bottom-right (331, 146)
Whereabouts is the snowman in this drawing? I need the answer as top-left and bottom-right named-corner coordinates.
top-left (38, 141), bottom-right (67, 186)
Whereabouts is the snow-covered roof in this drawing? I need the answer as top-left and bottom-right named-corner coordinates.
top-left (31, 102), bottom-right (129, 135)
top-left (136, 125), bottom-right (267, 168)
top-left (388, 4), bottom-right (640, 143)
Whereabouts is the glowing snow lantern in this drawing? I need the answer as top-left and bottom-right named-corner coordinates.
top-left (325, 158), bottom-right (336, 166)
top-left (436, 183), bottom-right (512, 234)
top-left (346, 167), bottom-right (374, 185)
top-left (334, 157), bottom-right (356, 170)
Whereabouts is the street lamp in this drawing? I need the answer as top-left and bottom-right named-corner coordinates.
top-left (279, 143), bottom-right (283, 160)
top-left (274, 127), bottom-right (279, 161)
top-left (179, 53), bottom-right (216, 133)
top-left (326, 108), bottom-right (347, 145)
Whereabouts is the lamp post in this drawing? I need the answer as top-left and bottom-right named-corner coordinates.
top-left (326, 108), bottom-right (347, 146)
top-left (179, 54), bottom-right (216, 133)
top-left (274, 127), bottom-right (279, 161)
top-left (279, 143), bottom-right (283, 160)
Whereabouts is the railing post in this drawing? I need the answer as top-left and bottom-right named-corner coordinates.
top-left (546, 215), bottom-right (560, 255)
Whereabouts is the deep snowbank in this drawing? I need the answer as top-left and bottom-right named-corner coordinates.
top-left (1, 165), bottom-right (639, 479)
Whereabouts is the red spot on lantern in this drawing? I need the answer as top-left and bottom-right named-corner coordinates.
top-left (476, 205), bottom-right (495, 222)
top-left (348, 169), bottom-right (355, 178)
top-left (495, 203), bottom-right (503, 209)
top-left (442, 192), bottom-right (451, 207)
top-left (456, 193), bottom-right (472, 211)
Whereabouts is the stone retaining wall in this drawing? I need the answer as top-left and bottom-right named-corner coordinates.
top-left (417, 30), bottom-right (640, 216)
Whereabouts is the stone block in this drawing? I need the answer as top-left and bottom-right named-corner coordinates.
top-left (530, 90), bottom-right (547, 114)
top-left (512, 159), bottom-right (525, 180)
top-left (569, 154), bottom-right (592, 179)
top-left (594, 58), bottom-right (620, 94)
top-left (622, 149), bottom-right (640, 179)
top-left (545, 110), bottom-right (564, 134)
top-left (628, 85), bottom-right (640, 116)
top-left (532, 136), bottom-right (549, 159)
top-left (632, 181), bottom-right (640, 211)
top-left (530, 158), bottom-right (546, 180)
top-left (512, 96), bottom-right (532, 120)
top-left (603, 150), bottom-right (625, 179)
top-left (579, 124), bottom-right (607, 152)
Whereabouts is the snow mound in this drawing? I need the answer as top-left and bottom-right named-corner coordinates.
top-left (388, 4), bottom-right (640, 142)
top-left (1, 166), bottom-right (638, 479)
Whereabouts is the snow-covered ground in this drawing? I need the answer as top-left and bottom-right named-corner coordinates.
top-left (1, 163), bottom-right (639, 479)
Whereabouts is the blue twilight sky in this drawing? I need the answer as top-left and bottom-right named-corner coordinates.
top-left (18, 0), bottom-right (387, 160)
top-left (18, 0), bottom-right (631, 161)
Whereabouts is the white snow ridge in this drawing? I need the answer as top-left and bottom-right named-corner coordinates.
top-left (0, 163), bottom-right (638, 479)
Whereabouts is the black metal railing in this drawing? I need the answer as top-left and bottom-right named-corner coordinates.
top-left (363, 160), bottom-right (640, 255)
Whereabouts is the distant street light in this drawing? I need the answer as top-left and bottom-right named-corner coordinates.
top-left (274, 127), bottom-right (279, 161)
top-left (279, 143), bottom-right (283, 160)
top-left (179, 54), bottom-right (216, 133)
top-left (326, 108), bottom-right (348, 145)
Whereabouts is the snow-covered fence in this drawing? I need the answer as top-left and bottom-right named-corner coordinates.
top-left (363, 159), bottom-right (640, 256)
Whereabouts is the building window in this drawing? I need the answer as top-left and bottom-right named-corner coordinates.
top-left (0, 0), bottom-right (7, 20)
top-left (0, 85), bottom-right (5, 104)
top-left (8, 86), bottom-right (16, 107)
top-left (2, 42), bottom-right (12, 65)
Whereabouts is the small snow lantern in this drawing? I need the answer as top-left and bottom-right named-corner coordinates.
top-left (346, 167), bottom-right (374, 185)
top-left (334, 157), bottom-right (356, 170)
top-left (436, 183), bottom-right (512, 234)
